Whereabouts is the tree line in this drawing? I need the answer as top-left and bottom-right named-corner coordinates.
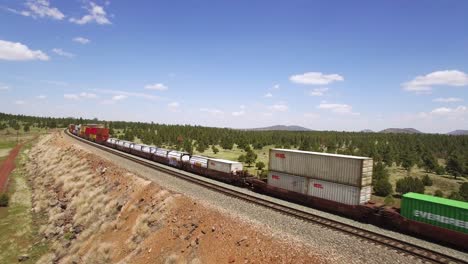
top-left (1, 112), bottom-right (467, 180)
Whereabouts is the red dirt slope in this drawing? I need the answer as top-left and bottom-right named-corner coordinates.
top-left (0, 144), bottom-right (22, 192)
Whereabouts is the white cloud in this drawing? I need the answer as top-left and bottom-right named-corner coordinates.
top-left (308, 87), bottom-right (329, 96)
top-left (144, 83), bottom-right (168, 91)
top-left (200, 108), bottom-right (224, 115)
top-left (232, 105), bottom-right (246, 116)
top-left (0, 84), bottom-right (10, 91)
top-left (79, 92), bottom-right (97, 99)
top-left (232, 111), bottom-right (245, 116)
top-left (430, 106), bottom-right (467, 116)
top-left (52, 48), bottom-right (75, 58)
top-left (272, 84), bottom-right (280, 90)
top-left (14, 0), bottom-right (66, 20)
top-left (268, 104), bottom-right (288, 112)
top-left (112, 95), bottom-right (127, 101)
top-left (36, 95), bottom-right (46, 99)
top-left (264, 92), bottom-right (273, 98)
top-left (64, 94), bottom-right (79, 100)
top-left (15, 100), bottom-right (26, 105)
top-left (403, 70), bottom-right (468, 92)
top-left (70, 2), bottom-right (111, 25)
top-left (0, 39), bottom-right (49, 61)
top-left (168, 102), bottom-right (180, 112)
top-left (290, 72), bottom-right (344, 85)
top-left (317, 102), bottom-right (359, 115)
top-left (94, 89), bottom-right (163, 100)
top-left (73, 37), bottom-right (90, 44)
top-left (432, 97), bottom-right (463, 103)
top-left (42, 80), bottom-right (68, 86)
top-left (168, 102), bottom-right (179, 108)
top-left (64, 92), bottom-right (98, 100)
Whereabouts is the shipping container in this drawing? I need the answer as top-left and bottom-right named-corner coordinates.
top-left (167, 151), bottom-right (190, 167)
top-left (267, 171), bottom-right (308, 195)
top-left (141, 145), bottom-right (156, 154)
top-left (155, 148), bottom-right (169, 158)
top-left (189, 156), bottom-right (208, 168)
top-left (269, 149), bottom-right (373, 187)
top-left (401, 193), bottom-right (468, 234)
top-left (307, 178), bottom-right (371, 205)
top-left (208, 158), bottom-right (243, 174)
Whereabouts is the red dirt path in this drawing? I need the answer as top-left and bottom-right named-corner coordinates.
top-left (0, 144), bottom-right (22, 192)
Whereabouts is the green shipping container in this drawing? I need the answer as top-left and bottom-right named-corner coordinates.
top-left (401, 192), bottom-right (468, 234)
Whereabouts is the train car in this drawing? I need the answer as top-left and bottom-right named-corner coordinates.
top-left (269, 148), bottom-right (373, 187)
top-left (167, 150), bottom-right (190, 168)
top-left (115, 140), bottom-right (134, 152)
top-left (130, 144), bottom-right (156, 159)
top-left (79, 125), bottom-right (87, 138)
top-left (85, 127), bottom-right (97, 140)
top-left (133, 144), bottom-right (156, 159)
top-left (152, 148), bottom-right (170, 164)
top-left (184, 155), bottom-right (209, 175)
top-left (68, 124), bottom-right (75, 133)
top-left (401, 192), bottom-right (468, 234)
top-left (205, 158), bottom-right (244, 184)
top-left (94, 127), bottom-right (109, 143)
top-left (73, 124), bottom-right (80, 136)
top-left (105, 138), bottom-right (118, 148)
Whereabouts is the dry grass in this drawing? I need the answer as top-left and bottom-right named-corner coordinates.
top-left (25, 133), bottom-right (179, 263)
top-left (82, 243), bottom-right (112, 264)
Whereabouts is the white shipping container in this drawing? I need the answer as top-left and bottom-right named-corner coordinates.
top-left (269, 149), bottom-right (373, 187)
top-left (132, 144), bottom-right (143, 151)
top-left (189, 156), bottom-right (208, 168)
top-left (208, 158), bottom-right (243, 174)
top-left (267, 171), bottom-right (308, 195)
top-left (141, 145), bottom-right (155, 154)
top-left (308, 178), bottom-right (371, 205)
top-left (116, 140), bottom-right (130, 147)
top-left (155, 148), bottom-right (169, 157)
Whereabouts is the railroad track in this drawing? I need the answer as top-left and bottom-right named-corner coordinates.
top-left (65, 130), bottom-right (467, 264)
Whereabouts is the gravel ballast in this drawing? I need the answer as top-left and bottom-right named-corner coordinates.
top-left (64, 133), bottom-right (468, 263)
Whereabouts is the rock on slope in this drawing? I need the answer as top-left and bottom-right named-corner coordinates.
top-left (28, 133), bottom-right (324, 264)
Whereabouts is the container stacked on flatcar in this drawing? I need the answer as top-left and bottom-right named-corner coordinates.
top-left (268, 149), bottom-right (373, 205)
top-left (401, 192), bottom-right (468, 234)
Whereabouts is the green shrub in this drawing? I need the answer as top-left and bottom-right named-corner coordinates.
top-left (0, 193), bottom-right (9, 207)
top-left (396, 177), bottom-right (425, 195)
top-left (421, 174), bottom-right (433, 186)
top-left (434, 190), bottom-right (444, 197)
top-left (448, 191), bottom-right (464, 201)
top-left (374, 178), bottom-right (393, 197)
top-left (459, 182), bottom-right (468, 201)
top-left (435, 165), bottom-right (445, 175)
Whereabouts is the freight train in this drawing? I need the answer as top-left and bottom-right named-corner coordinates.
top-left (68, 124), bottom-right (468, 251)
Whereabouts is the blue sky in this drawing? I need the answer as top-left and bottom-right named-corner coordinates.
top-left (0, 0), bottom-right (467, 133)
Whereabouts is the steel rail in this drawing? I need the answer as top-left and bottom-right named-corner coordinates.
top-left (65, 130), bottom-right (467, 264)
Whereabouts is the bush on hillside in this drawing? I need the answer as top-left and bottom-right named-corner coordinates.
top-left (422, 174), bottom-right (433, 186)
top-left (0, 193), bottom-right (9, 207)
top-left (374, 178), bottom-right (393, 197)
top-left (395, 177), bottom-right (425, 195)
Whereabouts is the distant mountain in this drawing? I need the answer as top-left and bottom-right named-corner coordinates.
top-left (379, 128), bottom-right (422, 134)
top-left (361, 129), bottom-right (374, 133)
top-left (250, 125), bottom-right (312, 131)
top-left (447, 130), bottom-right (468, 135)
